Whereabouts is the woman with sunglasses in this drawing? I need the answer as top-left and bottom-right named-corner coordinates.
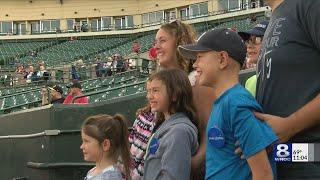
top-left (239, 21), bottom-right (269, 69)
top-left (238, 21), bottom-right (269, 97)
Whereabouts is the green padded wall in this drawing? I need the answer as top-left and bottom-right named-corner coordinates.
top-left (0, 93), bottom-right (146, 180)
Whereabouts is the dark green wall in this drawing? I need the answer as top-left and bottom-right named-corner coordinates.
top-left (0, 92), bottom-right (147, 180)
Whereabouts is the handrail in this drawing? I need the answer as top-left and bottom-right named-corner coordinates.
top-left (0, 70), bottom-right (140, 98)
top-left (0, 129), bottom-right (80, 139)
top-left (0, 65), bottom-right (142, 90)
top-left (0, 88), bottom-right (42, 99)
top-left (0, 77), bottom-right (49, 86)
top-left (72, 80), bottom-right (146, 103)
top-left (78, 69), bottom-right (139, 84)
top-left (82, 76), bottom-right (137, 92)
top-left (0, 82), bottom-right (44, 90)
top-left (27, 162), bottom-right (94, 169)
top-left (0, 99), bottom-right (42, 112)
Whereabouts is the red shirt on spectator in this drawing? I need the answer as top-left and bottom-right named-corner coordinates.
top-left (63, 95), bottom-right (89, 104)
top-left (149, 47), bottom-right (157, 59)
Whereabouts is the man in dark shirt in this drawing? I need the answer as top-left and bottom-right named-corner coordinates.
top-left (255, 0), bottom-right (320, 178)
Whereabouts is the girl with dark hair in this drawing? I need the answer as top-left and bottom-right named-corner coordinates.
top-left (143, 69), bottom-right (199, 180)
top-left (129, 20), bottom-right (199, 179)
top-left (81, 114), bottom-right (132, 180)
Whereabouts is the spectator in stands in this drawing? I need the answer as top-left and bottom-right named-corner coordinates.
top-left (48, 84), bottom-right (65, 104)
top-left (102, 57), bottom-right (113, 75)
top-left (73, 23), bottom-right (77, 32)
top-left (42, 82), bottom-right (65, 105)
top-left (76, 59), bottom-right (87, 80)
top-left (143, 69), bottom-right (198, 180)
top-left (74, 22), bottom-right (81, 32)
top-left (63, 81), bottom-right (88, 104)
top-left (71, 65), bottom-right (80, 80)
top-left (112, 54), bottom-right (125, 73)
top-left (81, 22), bottom-right (88, 32)
top-left (251, 0), bottom-right (320, 179)
top-left (15, 64), bottom-right (24, 73)
top-left (25, 65), bottom-right (34, 83)
top-left (180, 28), bottom-right (277, 180)
top-left (37, 64), bottom-right (47, 78)
top-left (95, 60), bottom-right (102, 78)
top-left (132, 41), bottom-right (141, 53)
top-left (148, 42), bottom-right (157, 60)
top-left (238, 21), bottom-right (269, 97)
top-left (123, 57), bottom-right (130, 71)
top-left (111, 54), bottom-right (117, 70)
top-left (127, 42), bottom-right (141, 69)
top-left (102, 61), bottom-right (112, 77)
top-left (81, 114), bottom-right (131, 180)
top-left (15, 63), bottom-right (26, 85)
top-left (31, 66), bottom-right (41, 82)
top-left (148, 42), bottom-right (157, 73)
top-left (42, 71), bottom-right (51, 82)
top-left (15, 64), bottom-right (25, 85)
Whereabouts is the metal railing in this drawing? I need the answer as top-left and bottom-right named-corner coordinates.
top-left (72, 80), bottom-right (147, 103)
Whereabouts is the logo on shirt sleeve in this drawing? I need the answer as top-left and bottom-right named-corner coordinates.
top-left (149, 137), bottom-right (159, 155)
top-left (208, 126), bottom-right (225, 148)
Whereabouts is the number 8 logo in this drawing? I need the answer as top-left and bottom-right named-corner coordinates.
top-left (276, 144), bottom-right (290, 158)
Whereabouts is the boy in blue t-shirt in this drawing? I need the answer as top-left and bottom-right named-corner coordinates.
top-left (179, 28), bottom-right (278, 180)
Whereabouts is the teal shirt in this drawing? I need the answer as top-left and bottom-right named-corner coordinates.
top-left (205, 84), bottom-right (277, 180)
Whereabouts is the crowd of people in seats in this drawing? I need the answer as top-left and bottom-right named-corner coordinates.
top-left (95, 52), bottom-right (141, 78)
top-left (78, 0), bottom-right (320, 179)
top-left (12, 60), bottom-right (50, 85)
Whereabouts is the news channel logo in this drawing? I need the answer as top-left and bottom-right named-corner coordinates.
top-left (274, 143), bottom-right (310, 162)
top-left (273, 143), bottom-right (292, 162)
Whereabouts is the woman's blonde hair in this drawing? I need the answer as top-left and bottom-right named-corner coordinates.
top-left (159, 20), bottom-right (197, 73)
